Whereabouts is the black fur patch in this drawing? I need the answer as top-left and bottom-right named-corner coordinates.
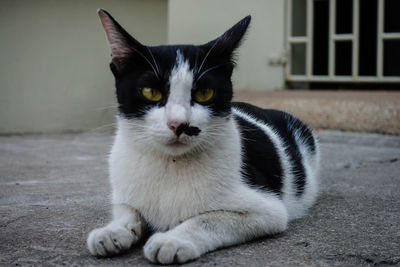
top-left (184, 126), bottom-right (201, 136)
top-left (233, 108), bottom-right (283, 195)
top-left (233, 102), bottom-right (316, 196)
top-left (176, 123), bottom-right (201, 137)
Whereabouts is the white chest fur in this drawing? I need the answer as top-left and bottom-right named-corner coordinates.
top-left (108, 117), bottom-right (243, 231)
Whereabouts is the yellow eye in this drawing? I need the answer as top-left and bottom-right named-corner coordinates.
top-left (141, 87), bottom-right (162, 102)
top-left (194, 88), bottom-right (214, 103)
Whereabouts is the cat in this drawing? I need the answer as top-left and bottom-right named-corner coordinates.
top-left (87, 9), bottom-right (320, 264)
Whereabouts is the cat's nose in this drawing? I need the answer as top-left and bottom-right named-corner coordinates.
top-left (167, 121), bottom-right (188, 137)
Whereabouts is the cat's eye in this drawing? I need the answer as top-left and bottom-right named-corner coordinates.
top-left (193, 88), bottom-right (214, 103)
top-left (141, 87), bottom-right (162, 102)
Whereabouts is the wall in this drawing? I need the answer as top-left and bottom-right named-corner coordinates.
top-left (168, 0), bottom-right (286, 91)
top-left (0, 1), bottom-right (286, 134)
top-left (0, 0), bottom-right (168, 133)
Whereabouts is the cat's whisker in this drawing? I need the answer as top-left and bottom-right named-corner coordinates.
top-left (124, 124), bottom-right (165, 132)
top-left (196, 38), bottom-right (220, 77)
top-left (92, 105), bottom-right (120, 111)
top-left (196, 63), bottom-right (227, 82)
top-left (87, 122), bottom-right (117, 133)
top-left (130, 46), bottom-right (160, 79)
top-left (147, 47), bottom-right (161, 78)
top-left (192, 51), bottom-right (200, 77)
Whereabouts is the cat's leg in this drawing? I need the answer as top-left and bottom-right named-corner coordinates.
top-left (143, 195), bottom-right (288, 264)
top-left (87, 203), bottom-right (145, 256)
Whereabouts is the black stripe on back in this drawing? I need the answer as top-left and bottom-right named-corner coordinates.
top-left (233, 112), bottom-right (283, 195)
top-left (233, 102), bottom-right (315, 196)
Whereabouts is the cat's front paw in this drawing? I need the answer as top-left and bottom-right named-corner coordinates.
top-left (87, 224), bottom-right (139, 256)
top-left (143, 232), bottom-right (200, 264)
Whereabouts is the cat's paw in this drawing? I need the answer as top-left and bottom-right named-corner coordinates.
top-left (87, 224), bottom-right (139, 256)
top-left (143, 232), bottom-right (200, 264)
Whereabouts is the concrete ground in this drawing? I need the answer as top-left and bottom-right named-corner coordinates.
top-left (1, 130), bottom-right (399, 266)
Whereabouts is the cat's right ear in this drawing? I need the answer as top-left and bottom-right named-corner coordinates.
top-left (97, 9), bottom-right (144, 76)
top-left (202, 16), bottom-right (251, 62)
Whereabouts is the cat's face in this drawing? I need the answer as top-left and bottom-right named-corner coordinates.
top-left (98, 9), bottom-right (250, 156)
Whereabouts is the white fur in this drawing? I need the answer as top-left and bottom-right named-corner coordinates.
top-left (87, 204), bottom-right (143, 256)
top-left (96, 115), bottom-right (289, 263)
top-left (87, 52), bottom-right (318, 264)
top-left (292, 127), bottom-right (320, 218)
top-left (166, 51), bottom-right (193, 125)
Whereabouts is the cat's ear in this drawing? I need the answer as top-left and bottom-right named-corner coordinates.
top-left (203, 15), bottom-right (251, 59)
top-left (97, 9), bottom-right (145, 75)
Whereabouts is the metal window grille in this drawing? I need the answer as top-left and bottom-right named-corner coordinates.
top-left (286, 0), bottom-right (400, 83)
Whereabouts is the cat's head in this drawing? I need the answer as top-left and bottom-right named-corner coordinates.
top-left (98, 9), bottom-right (250, 156)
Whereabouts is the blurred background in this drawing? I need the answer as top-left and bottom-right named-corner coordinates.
top-left (0, 0), bottom-right (399, 134)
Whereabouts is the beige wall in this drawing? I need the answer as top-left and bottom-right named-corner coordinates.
top-left (168, 0), bottom-right (286, 91)
top-left (0, 0), bottom-right (167, 134)
top-left (0, 0), bottom-right (286, 134)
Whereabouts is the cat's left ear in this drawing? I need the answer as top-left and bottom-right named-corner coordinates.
top-left (203, 15), bottom-right (251, 60)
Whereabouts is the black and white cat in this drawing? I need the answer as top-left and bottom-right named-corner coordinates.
top-left (87, 9), bottom-right (320, 264)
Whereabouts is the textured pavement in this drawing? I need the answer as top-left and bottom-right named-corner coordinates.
top-left (1, 130), bottom-right (400, 266)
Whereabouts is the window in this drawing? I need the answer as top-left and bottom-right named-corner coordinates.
top-left (286, 0), bottom-right (400, 82)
